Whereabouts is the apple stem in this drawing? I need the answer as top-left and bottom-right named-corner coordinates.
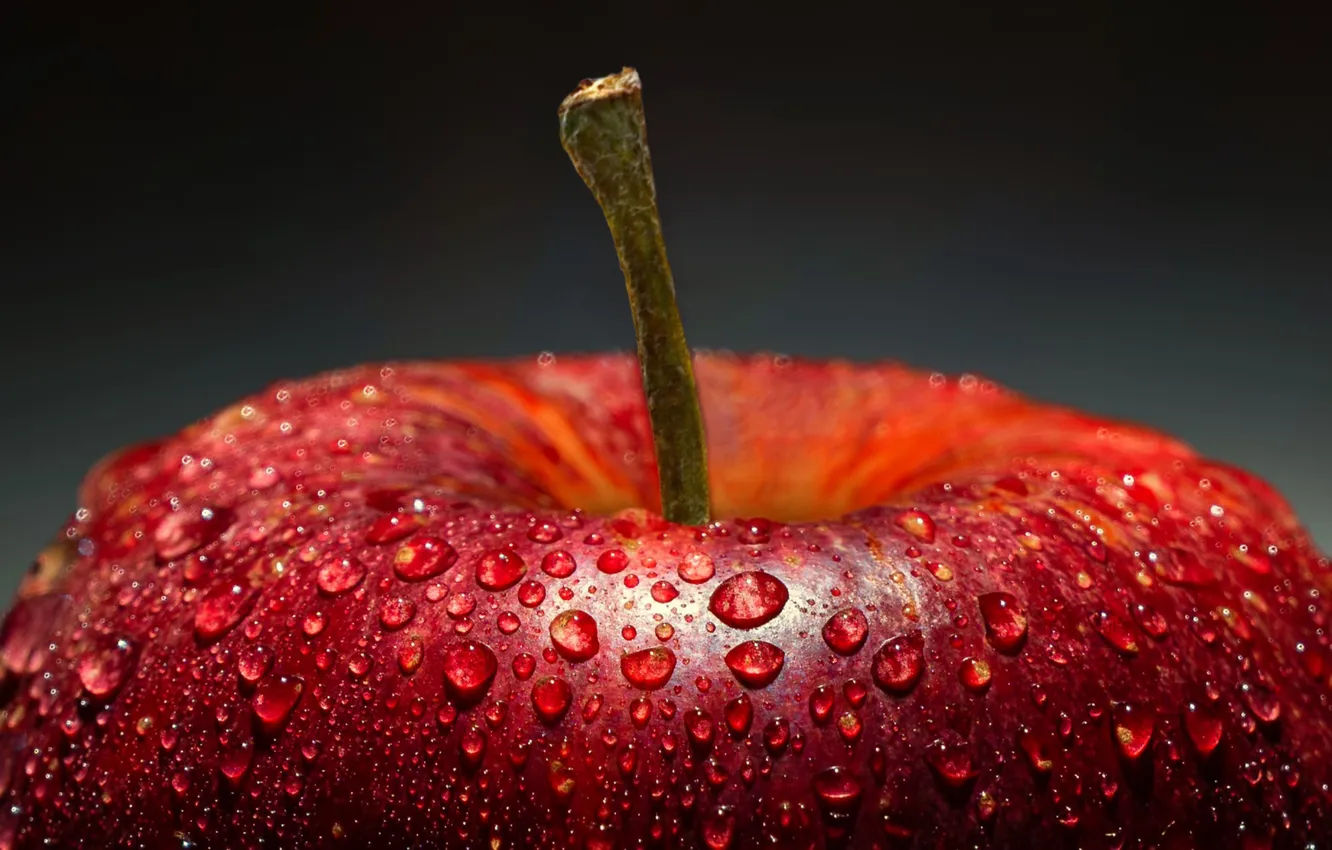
top-left (559, 68), bottom-right (711, 526)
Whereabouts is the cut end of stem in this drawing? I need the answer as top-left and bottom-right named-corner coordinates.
top-left (559, 68), bottom-right (712, 526)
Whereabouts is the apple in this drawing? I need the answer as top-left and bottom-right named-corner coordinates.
top-left (0, 68), bottom-right (1328, 850)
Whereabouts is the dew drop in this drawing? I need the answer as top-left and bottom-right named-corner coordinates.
top-left (476, 550), bottom-right (527, 591)
top-left (219, 739), bottom-right (253, 785)
top-left (541, 550), bottom-right (577, 578)
top-left (822, 608), bottom-right (869, 655)
top-left (497, 611), bottom-right (521, 634)
top-left (620, 646), bottom-right (676, 690)
top-left (397, 636), bottom-right (424, 674)
top-left (597, 549), bottom-right (630, 574)
top-left (724, 694), bottom-right (753, 736)
top-left (511, 652), bottom-right (536, 680)
top-left (252, 674), bottom-right (303, 732)
top-left (700, 806), bottom-right (737, 850)
top-left (709, 571), bottom-right (789, 629)
top-left (651, 581), bottom-right (679, 603)
top-left (317, 556), bottom-right (367, 595)
top-left (549, 610), bottom-right (599, 661)
top-left (871, 630), bottom-right (925, 694)
top-left (1093, 610), bottom-right (1140, 656)
top-left (810, 685), bottom-right (835, 724)
top-left (237, 643), bottom-right (274, 684)
top-left (1133, 603), bottom-right (1169, 639)
top-left (531, 676), bottom-right (572, 724)
top-left (365, 513), bottom-right (421, 545)
top-left (527, 521), bottom-right (563, 543)
top-left (959, 657), bottom-right (992, 692)
top-left (978, 592), bottom-right (1028, 653)
top-left (393, 536), bottom-right (457, 581)
top-left (895, 509), bottom-right (936, 543)
top-left (441, 641), bottom-right (498, 703)
top-left (378, 596), bottom-right (416, 630)
top-left (924, 738), bottom-right (976, 787)
top-left (724, 641), bottom-right (785, 688)
top-left (517, 580), bottom-right (546, 608)
top-left (1112, 701), bottom-right (1154, 760)
top-left (836, 711), bottom-right (863, 744)
top-left (843, 678), bottom-right (868, 707)
top-left (678, 552), bottom-right (716, 584)
top-left (1183, 701), bottom-right (1224, 755)
top-left (812, 766), bottom-right (863, 815)
top-left (76, 638), bottom-right (135, 698)
top-left (685, 708), bottom-right (716, 750)
top-left (153, 506), bottom-right (233, 561)
top-left (194, 584), bottom-right (258, 642)
top-left (1240, 681), bottom-right (1281, 724)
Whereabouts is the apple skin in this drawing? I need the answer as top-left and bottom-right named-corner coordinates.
top-left (0, 352), bottom-right (1327, 849)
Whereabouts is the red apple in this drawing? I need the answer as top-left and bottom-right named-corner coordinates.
top-left (1, 70), bottom-right (1328, 850)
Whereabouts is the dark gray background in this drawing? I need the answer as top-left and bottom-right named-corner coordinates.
top-left (2, 7), bottom-right (1328, 597)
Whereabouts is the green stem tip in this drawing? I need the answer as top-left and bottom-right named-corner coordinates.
top-left (558, 68), bottom-right (711, 526)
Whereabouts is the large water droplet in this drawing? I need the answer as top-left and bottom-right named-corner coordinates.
top-left (700, 806), bottom-right (736, 850)
top-left (252, 674), bottom-right (303, 732)
top-left (365, 513), bottom-right (421, 545)
top-left (1017, 726), bottom-right (1055, 773)
top-left (958, 657), bottom-right (992, 692)
top-left (685, 708), bottom-right (716, 750)
top-left (1183, 701), bottom-right (1223, 756)
top-left (378, 596), bottom-right (416, 630)
top-left (1093, 610), bottom-right (1140, 656)
top-left (194, 584), bottom-right (258, 641)
top-left (393, 536), bottom-right (457, 581)
top-left (531, 676), bottom-right (572, 724)
top-left (678, 552), bottom-right (716, 584)
top-left (317, 556), bottom-right (366, 595)
top-left (651, 581), bottom-right (679, 603)
top-left (896, 509), bottom-right (936, 543)
top-left (153, 506), bottom-right (233, 561)
top-left (812, 766), bottom-right (863, 816)
top-left (442, 641), bottom-right (498, 703)
top-left (620, 646), bottom-right (676, 690)
top-left (871, 630), bottom-right (925, 694)
top-left (709, 571), bottom-right (789, 629)
top-left (237, 643), bottom-right (274, 684)
top-left (724, 694), bottom-right (753, 736)
top-left (549, 610), bottom-right (599, 661)
top-left (809, 685), bottom-right (835, 724)
top-left (1112, 701), bottom-right (1154, 760)
top-left (541, 550), bottom-right (577, 578)
top-left (476, 550), bottom-right (526, 591)
top-left (924, 738), bottom-right (976, 787)
top-left (822, 608), bottom-right (869, 655)
top-left (978, 592), bottom-right (1027, 653)
top-left (724, 641), bottom-right (785, 688)
top-left (219, 739), bottom-right (253, 785)
top-left (1240, 681), bottom-right (1281, 724)
top-left (76, 637), bottom-right (135, 697)
top-left (597, 549), bottom-right (630, 574)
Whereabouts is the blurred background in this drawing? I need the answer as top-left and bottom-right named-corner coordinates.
top-left (1, 6), bottom-right (1328, 595)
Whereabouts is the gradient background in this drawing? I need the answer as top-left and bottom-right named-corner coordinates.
top-left (2, 7), bottom-right (1328, 596)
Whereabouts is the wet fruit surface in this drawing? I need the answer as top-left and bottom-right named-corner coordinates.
top-left (0, 352), bottom-right (1328, 848)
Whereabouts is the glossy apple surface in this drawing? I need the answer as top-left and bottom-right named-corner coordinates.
top-left (0, 352), bottom-right (1327, 848)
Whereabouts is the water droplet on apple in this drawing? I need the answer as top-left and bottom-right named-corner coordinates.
top-left (378, 596), bottom-right (415, 630)
top-left (959, 657), bottom-right (992, 692)
top-left (822, 607), bottom-right (869, 655)
top-left (194, 584), bottom-right (258, 641)
top-left (978, 592), bottom-right (1027, 653)
top-left (460, 726), bottom-right (487, 768)
top-left (541, 550), bottom-right (577, 578)
top-left (317, 556), bottom-right (366, 595)
top-left (871, 630), bottom-right (925, 694)
top-left (1183, 701), bottom-right (1223, 755)
top-left (724, 640), bottom-right (785, 688)
top-left (678, 552), bottom-right (715, 583)
top-left (153, 506), bottom-right (233, 561)
top-left (1112, 701), bottom-right (1154, 759)
top-left (651, 580), bottom-right (679, 603)
top-left (809, 685), bottom-right (835, 724)
top-left (597, 548), bottom-right (630, 574)
top-left (365, 513), bottom-right (421, 544)
top-left (219, 739), bottom-right (253, 785)
top-left (516, 580), bottom-right (546, 607)
top-left (836, 710), bottom-right (863, 743)
top-left (725, 694), bottom-right (753, 736)
top-left (1240, 681), bottom-right (1281, 724)
top-left (549, 610), bottom-right (599, 661)
top-left (812, 766), bottom-right (863, 815)
top-left (531, 676), bottom-right (572, 723)
top-left (709, 571), bottom-right (789, 629)
top-left (620, 646), bottom-right (676, 690)
top-left (1092, 610), bottom-right (1139, 655)
top-left (763, 716), bottom-right (791, 754)
top-left (685, 708), bottom-right (715, 750)
top-left (896, 509), bottom-right (936, 543)
top-left (252, 674), bottom-right (303, 732)
top-left (527, 521), bottom-right (563, 543)
top-left (700, 806), bottom-right (736, 849)
top-left (76, 637), bottom-right (135, 697)
top-left (512, 652), bottom-right (536, 680)
top-left (393, 536), bottom-right (457, 581)
top-left (441, 641), bottom-right (498, 703)
top-left (237, 643), bottom-right (274, 684)
top-left (476, 550), bottom-right (526, 591)
top-left (924, 738), bottom-right (976, 787)
top-left (843, 678), bottom-right (868, 707)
